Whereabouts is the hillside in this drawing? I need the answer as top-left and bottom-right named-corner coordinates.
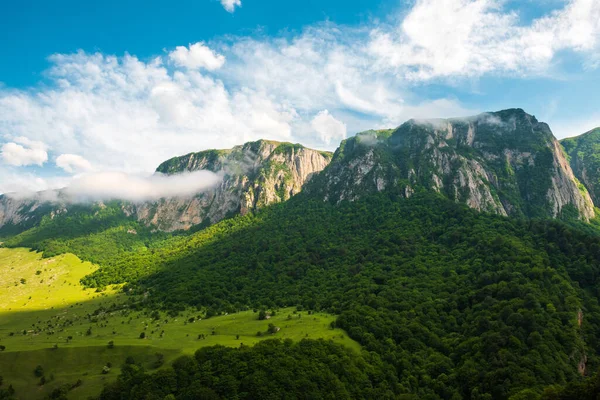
top-left (0, 248), bottom-right (357, 399)
top-left (561, 128), bottom-right (600, 205)
top-left (58, 190), bottom-right (600, 399)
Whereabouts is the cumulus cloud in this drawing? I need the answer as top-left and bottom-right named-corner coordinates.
top-left (368, 0), bottom-right (600, 80)
top-left (220, 0), bottom-right (241, 13)
top-left (0, 0), bottom-right (599, 192)
top-left (311, 110), bottom-right (347, 144)
top-left (56, 154), bottom-right (94, 173)
top-left (169, 42), bottom-right (226, 70)
top-left (1, 137), bottom-right (48, 166)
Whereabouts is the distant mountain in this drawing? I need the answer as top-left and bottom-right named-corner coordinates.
top-left (561, 127), bottom-right (600, 206)
top-left (0, 140), bottom-right (332, 234)
top-left (306, 109), bottom-right (595, 220)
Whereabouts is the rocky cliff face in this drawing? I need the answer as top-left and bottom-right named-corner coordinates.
top-left (130, 140), bottom-right (332, 231)
top-left (306, 109), bottom-right (595, 220)
top-left (0, 141), bottom-right (332, 234)
top-left (0, 195), bottom-right (57, 236)
top-left (561, 128), bottom-right (600, 206)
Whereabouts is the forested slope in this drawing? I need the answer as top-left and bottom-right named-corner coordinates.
top-left (7, 190), bottom-right (597, 399)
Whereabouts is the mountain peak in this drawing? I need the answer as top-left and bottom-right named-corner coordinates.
top-left (308, 109), bottom-right (595, 220)
top-left (140, 140), bottom-right (332, 230)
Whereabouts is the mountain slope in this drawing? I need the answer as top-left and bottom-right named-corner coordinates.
top-left (307, 109), bottom-right (595, 220)
top-left (0, 140), bottom-right (332, 235)
top-left (78, 191), bottom-right (600, 399)
top-left (561, 127), bottom-right (600, 205)
top-left (133, 140), bottom-right (332, 231)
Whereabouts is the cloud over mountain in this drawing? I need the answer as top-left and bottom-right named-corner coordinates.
top-left (0, 0), bottom-right (598, 194)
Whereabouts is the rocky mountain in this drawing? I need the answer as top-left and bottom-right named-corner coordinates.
top-left (306, 109), bottom-right (595, 220)
top-left (130, 140), bottom-right (332, 231)
top-left (1, 110), bottom-right (597, 236)
top-left (0, 140), bottom-right (333, 234)
top-left (561, 127), bottom-right (600, 205)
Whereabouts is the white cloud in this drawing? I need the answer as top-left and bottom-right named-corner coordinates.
top-left (0, 51), bottom-right (295, 182)
top-left (56, 154), bottom-right (93, 173)
top-left (3, 170), bottom-right (222, 203)
top-left (61, 170), bottom-right (222, 202)
top-left (220, 0), bottom-right (241, 13)
top-left (311, 110), bottom-right (347, 144)
top-left (169, 42), bottom-right (226, 70)
top-left (1, 0), bottom-right (599, 194)
top-left (1, 137), bottom-right (48, 166)
top-left (368, 0), bottom-right (600, 80)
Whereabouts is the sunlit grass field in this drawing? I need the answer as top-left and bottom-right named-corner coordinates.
top-left (0, 247), bottom-right (358, 399)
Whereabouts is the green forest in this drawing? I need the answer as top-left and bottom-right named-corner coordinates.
top-left (3, 190), bottom-right (600, 399)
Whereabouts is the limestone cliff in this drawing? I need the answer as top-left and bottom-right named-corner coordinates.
top-left (132, 140), bottom-right (332, 231)
top-left (306, 109), bottom-right (595, 220)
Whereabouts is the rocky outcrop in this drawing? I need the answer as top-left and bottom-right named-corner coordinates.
top-left (307, 109), bottom-right (595, 220)
top-left (132, 140), bottom-right (332, 231)
top-left (0, 194), bottom-right (57, 235)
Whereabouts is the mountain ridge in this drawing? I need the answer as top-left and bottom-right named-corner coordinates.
top-left (306, 108), bottom-right (595, 221)
top-left (1, 109), bottom-right (598, 236)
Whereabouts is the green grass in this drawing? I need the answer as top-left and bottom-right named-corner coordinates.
top-left (0, 247), bottom-right (116, 314)
top-left (0, 247), bottom-right (358, 399)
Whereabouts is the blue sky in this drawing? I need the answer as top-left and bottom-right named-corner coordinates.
top-left (1, 0), bottom-right (600, 194)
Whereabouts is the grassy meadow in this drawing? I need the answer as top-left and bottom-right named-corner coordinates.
top-left (0, 247), bottom-right (358, 399)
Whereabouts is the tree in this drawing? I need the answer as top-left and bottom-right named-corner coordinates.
top-left (34, 365), bottom-right (44, 378)
top-left (258, 310), bottom-right (267, 320)
top-left (107, 340), bottom-right (114, 349)
top-left (0, 345), bottom-right (5, 351)
top-left (139, 332), bottom-right (146, 339)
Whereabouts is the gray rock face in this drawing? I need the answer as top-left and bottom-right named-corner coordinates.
top-left (128, 140), bottom-right (332, 231)
top-left (0, 141), bottom-right (332, 233)
top-left (307, 109), bottom-right (595, 220)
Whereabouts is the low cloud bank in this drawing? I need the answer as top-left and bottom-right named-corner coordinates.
top-left (5, 170), bottom-right (222, 203)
